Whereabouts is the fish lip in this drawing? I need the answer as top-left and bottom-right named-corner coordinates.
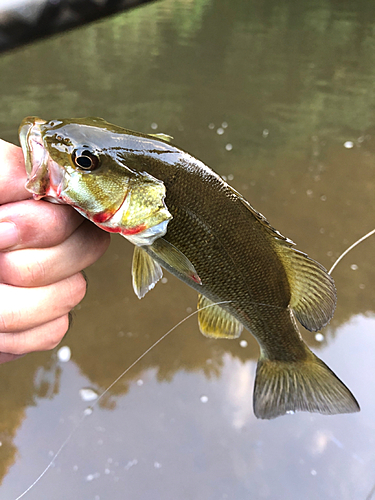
top-left (19, 117), bottom-right (53, 199)
top-left (19, 117), bottom-right (47, 175)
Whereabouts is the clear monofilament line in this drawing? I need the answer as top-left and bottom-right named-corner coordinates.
top-left (14, 300), bottom-right (232, 500)
top-left (329, 228), bottom-right (375, 275)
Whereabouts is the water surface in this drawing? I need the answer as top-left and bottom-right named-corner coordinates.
top-left (0, 1), bottom-right (375, 499)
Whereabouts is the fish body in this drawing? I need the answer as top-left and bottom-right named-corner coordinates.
top-left (19, 116), bottom-right (359, 419)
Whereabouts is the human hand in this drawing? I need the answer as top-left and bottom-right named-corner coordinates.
top-left (0, 139), bottom-right (110, 363)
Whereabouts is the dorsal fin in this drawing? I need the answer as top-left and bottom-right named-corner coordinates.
top-left (132, 246), bottom-right (163, 299)
top-left (197, 294), bottom-right (243, 339)
top-left (227, 184), bottom-right (293, 243)
top-left (226, 184), bottom-right (335, 330)
top-left (226, 184), bottom-right (336, 331)
top-left (273, 241), bottom-right (336, 332)
top-left (148, 133), bottom-right (174, 142)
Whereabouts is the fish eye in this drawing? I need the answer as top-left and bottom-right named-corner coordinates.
top-left (73, 149), bottom-right (100, 171)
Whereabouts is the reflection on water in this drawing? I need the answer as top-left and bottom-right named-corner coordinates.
top-left (2, 317), bottom-right (375, 500)
top-left (0, 0), bottom-right (375, 498)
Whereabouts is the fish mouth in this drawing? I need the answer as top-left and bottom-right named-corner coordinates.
top-left (19, 116), bottom-right (64, 201)
top-left (19, 117), bottom-right (47, 175)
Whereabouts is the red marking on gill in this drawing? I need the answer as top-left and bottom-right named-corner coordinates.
top-left (98, 225), bottom-right (122, 234)
top-left (93, 211), bottom-right (115, 224)
top-left (121, 224), bottom-right (147, 236)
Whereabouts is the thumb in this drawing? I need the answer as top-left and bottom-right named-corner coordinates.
top-left (0, 139), bottom-right (29, 204)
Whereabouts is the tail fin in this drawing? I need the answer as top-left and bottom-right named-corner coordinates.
top-left (253, 350), bottom-right (360, 419)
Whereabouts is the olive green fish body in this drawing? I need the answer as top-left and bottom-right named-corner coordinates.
top-left (137, 154), bottom-right (326, 361)
top-left (143, 157), bottom-right (296, 349)
top-left (19, 116), bottom-right (360, 419)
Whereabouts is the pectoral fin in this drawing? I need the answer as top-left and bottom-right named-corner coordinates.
top-left (150, 238), bottom-right (201, 285)
top-left (132, 246), bottom-right (163, 299)
top-left (197, 295), bottom-right (243, 339)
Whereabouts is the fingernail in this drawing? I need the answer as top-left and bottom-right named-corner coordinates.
top-left (0, 222), bottom-right (19, 250)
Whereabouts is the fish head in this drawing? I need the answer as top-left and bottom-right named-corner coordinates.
top-left (19, 116), bottom-right (172, 245)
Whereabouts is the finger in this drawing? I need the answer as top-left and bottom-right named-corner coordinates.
top-left (0, 140), bottom-right (29, 204)
top-left (0, 220), bottom-right (110, 287)
top-left (0, 315), bottom-right (70, 355)
top-left (0, 199), bottom-right (84, 251)
top-left (0, 273), bottom-right (86, 333)
top-left (0, 353), bottom-right (24, 364)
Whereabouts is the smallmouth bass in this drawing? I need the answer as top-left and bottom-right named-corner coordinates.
top-left (19, 116), bottom-right (359, 419)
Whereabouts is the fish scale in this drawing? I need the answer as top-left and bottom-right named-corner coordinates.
top-left (19, 115), bottom-right (360, 419)
top-left (157, 166), bottom-right (290, 311)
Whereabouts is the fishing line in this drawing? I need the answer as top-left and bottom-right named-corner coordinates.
top-left (14, 300), bottom-right (232, 500)
top-left (329, 228), bottom-right (375, 275)
top-left (18, 227), bottom-right (375, 498)
top-left (15, 228), bottom-right (375, 500)
top-left (328, 228), bottom-right (375, 500)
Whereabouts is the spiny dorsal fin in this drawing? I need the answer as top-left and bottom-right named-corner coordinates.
top-left (197, 294), bottom-right (243, 339)
top-left (273, 241), bottom-right (336, 332)
top-left (227, 184), bottom-right (336, 330)
top-left (132, 246), bottom-right (163, 299)
top-left (150, 238), bottom-right (201, 285)
top-left (253, 348), bottom-right (360, 419)
top-left (227, 184), bottom-right (293, 244)
top-left (148, 133), bottom-right (174, 143)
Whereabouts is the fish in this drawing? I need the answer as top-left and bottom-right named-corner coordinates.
top-left (19, 116), bottom-right (360, 419)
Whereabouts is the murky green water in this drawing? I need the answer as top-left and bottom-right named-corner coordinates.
top-left (0, 0), bottom-right (375, 498)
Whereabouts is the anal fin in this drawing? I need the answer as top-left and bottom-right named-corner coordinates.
top-left (197, 294), bottom-right (243, 339)
top-left (132, 246), bottom-right (163, 299)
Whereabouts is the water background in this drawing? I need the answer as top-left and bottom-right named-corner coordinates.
top-left (0, 1), bottom-right (375, 498)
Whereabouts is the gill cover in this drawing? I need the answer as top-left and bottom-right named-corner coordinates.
top-left (19, 116), bottom-right (173, 246)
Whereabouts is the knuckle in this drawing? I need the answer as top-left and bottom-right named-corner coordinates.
top-left (40, 316), bottom-right (70, 351)
top-left (66, 273), bottom-right (87, 308)
top-left (0, 308), bottom-right (21, 333)
top-left (1, 254), bottom-right (47, 287)
top-left (10, 340), bottom-right (28, 355)
top-left (0, 332), bottom-right (27, 355)
top-left (25, 259), bottom-right (47, 286)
